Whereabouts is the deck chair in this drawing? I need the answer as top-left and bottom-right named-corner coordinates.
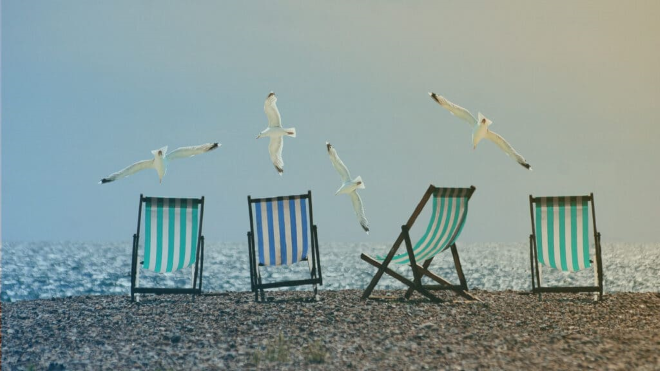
top-left (130, 194), bottom-right (205, 302)
top-left (361, 185), bottom-right (479, 302)
top-left (246, 191), bottom-right (322, 302)
top-left (529, 194), bottom-right (604, 300)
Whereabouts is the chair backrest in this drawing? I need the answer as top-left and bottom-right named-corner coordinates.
top-left (531, 195), bottom-right (594, 272)
top-left (391, 187), bottom-right (474, 264)
top-left (249, 193), bottom-right (312, 266)
top-left (139, 196), bottom-right (204, 273)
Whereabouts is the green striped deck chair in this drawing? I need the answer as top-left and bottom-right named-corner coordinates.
top-left (361, 185), bottom-right (479, 302)
top-left (529, 194), bottom-right (604, 300)
top-left (247, 191), bottom-right (322, 302)
top-left (131, 194), bottom-right (206, 302)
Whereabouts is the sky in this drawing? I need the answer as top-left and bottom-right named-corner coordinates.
top-left (2, 1), bottom-right (659, 244)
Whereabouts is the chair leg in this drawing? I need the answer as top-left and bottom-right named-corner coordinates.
top-left (450, 243), bottom-right (468, 290)
top-left (361, 254), bottom-right (442, 303)
top-left (538, 265), bottom-right (543, 301)
top-left (593, 261), bottom-right (599, 302)
top-left (404, 258), bottom-right (434, 299)
top-left (134, 267), bottom-right (141, 303)
top-left (361, 239), bottom-right (405, 299)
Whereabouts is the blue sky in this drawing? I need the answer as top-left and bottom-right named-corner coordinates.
top-left (2, 1), bottom-right (659, 243)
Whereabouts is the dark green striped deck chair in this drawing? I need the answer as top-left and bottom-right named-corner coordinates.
top-left (529, 194), bottom-right (604, 301)
top-left (131, 194), bottom-right (206, 302)
top-left (361, 185), bottom-right (479, 302)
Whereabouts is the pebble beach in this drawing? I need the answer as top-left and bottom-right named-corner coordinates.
top-left (2, 289), bottom-right (659, 370)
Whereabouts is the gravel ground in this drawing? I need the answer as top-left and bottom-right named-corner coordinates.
top-left (2, 290), bottom-right (659, 370)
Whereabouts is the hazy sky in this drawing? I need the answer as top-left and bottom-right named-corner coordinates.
top-left (2, 1), bottom-right (659, 244)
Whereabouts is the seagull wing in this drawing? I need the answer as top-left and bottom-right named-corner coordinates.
top-left (326, 142), bottom-right (351, 182)
top-left (485, 130), bottom-right (532, 170)
top-left (349, 191), bottom-right (370, 234)
top-left (100, 159), bottom-right (154, 184)
top-left (264, 93), bottom-right (282, 128)
top-left (165, 143), bottom-right (220, 161)
top-left (268, 136), bottom-right (284, 174)
top-left (429, 92), bottom-right (477, 127)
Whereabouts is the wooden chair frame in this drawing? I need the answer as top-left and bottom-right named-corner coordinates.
top-left (247, 190), bottom-right (323, 302)
top-left (361, 185), bottom-right (479, 302)
top-left (130, 194), bottom-right (205, 302)
top-left (529, 193), bottom-right (604, 301)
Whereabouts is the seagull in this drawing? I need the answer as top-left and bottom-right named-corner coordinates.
top-left (429, 92), bottom-right (532, 170)
top-left (326, 142), bottom-right (370, 234)
top-left (257, 92), bottom-right (296, 175)
top-left (99, 142), bottom-right (220, 184)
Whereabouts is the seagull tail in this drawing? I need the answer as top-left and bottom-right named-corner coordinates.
top-left (354, 176), bottom-right (365, 189)
top-left (285, 127), bottom-right (297, 138)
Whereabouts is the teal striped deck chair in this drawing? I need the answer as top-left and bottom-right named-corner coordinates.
top-left (246, 191), bottom-right (322, 302)
top-left (529, 194), bottom-right (604, 300)
top-left (361, 185), bottom-right (479, 302)
top-left (131, 194), bottom-right (205, 302)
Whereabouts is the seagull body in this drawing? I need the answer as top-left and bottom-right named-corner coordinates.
top-left (99, 142), bottom-right (219, 184)
top-left (429, 92), bottom-right (532, 170)
top-left (326, 142), bottom-right (369, 234)
top-left (257, 92), bottom-right (296, 175)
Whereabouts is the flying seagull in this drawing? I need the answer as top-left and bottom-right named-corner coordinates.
top-left (99, 142), bottom-right (220, 184)
top-left (256, 92), bottom-right (296, 175)
top-left (429, 92), bottom-right (532, 170)
top-left (326, 142), bottom-right (370, 234)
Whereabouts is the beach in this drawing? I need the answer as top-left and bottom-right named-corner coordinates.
top-left (2, 290), bottom-right (659, 370)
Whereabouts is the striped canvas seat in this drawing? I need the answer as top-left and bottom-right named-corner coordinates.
top-left (143, 197), bottom-right (201, 272)
top-left (529, 193), bottom-right (604, 300)
top-left (534, 196), bottom-right (591, 272)
top-left (385, 188), bottom-right (472, 265)
top-left (131, 195), bottom-right (205, 301)
top-left (247, 191), bottom-right (322, 302)
top-left (252, 195), bottom-right (310, 266)
top-left (361, 185), bottom-right (479, 302)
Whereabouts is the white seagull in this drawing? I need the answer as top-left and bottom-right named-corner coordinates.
top-left (257, 92), bottom-right (296, 175)
top-left (326, 142), bottom-right (370, 234)
top-left (429, 92), bottom-right (532, 170)
top-left (99, 142), bottom-right (220, 184)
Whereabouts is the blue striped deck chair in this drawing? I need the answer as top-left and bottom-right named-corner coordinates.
top-left (361, 185), bottom-right (479, 302)
top-left (130, 194), bottom-right (205, 302)
top-left (529, 194), bottom-right (604, 301)
top-left (246, 191), bottom-right (322, 302)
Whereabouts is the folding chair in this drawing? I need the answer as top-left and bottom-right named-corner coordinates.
top-left (361, 185), bottom-right (479, 302)
top-left (130, 194), bottom-right (205, 302)
top-left (529, 194), bottom-right (604, 300)
top-left (246, 191), bottom-right (322, 302)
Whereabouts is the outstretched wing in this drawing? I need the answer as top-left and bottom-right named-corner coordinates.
top-left (264, 92), bottom-right (282, 128)
top-left (100, 159), bottom-right (154, 184)
top-left (349, 191), bottom-right (370, 234)
top-left (326, 142), bottom-right (351, 182)
top-left (429, 92), bottom-right (477, 127)
top-left (485, 130), bottom-right (532, 170)
top-left (268, 136), bottom-right (284, 174)
top-left (165, 143), bottom-right (220, 161)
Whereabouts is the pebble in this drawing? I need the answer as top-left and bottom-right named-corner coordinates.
top-left (1, 290), bottom-right (659, 370)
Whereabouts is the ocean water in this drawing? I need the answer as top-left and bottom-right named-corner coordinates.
top-left (1, 241), bottom-right (658, 302)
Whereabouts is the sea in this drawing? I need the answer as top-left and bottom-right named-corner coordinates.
top-left (1, 241), bottom-right (658, 302)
